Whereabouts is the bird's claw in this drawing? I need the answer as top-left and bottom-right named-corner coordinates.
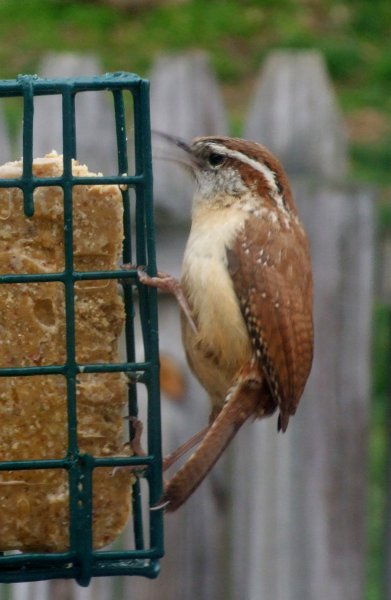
top-left (150, 498), bottom-right (171, 512)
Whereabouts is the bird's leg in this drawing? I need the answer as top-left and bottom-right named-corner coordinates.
top-left (152, 369), bottom-right (263, 512)
top-left (123, 264), bottom-right (197, 335)
top-left (162, 425), bottom-right (210, 471)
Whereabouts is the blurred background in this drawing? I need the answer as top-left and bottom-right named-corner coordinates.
top-left (0, 1), bottom-right (389, 599)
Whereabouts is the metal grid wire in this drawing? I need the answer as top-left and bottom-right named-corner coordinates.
top-left (0, 73), bottom-right (163, 585)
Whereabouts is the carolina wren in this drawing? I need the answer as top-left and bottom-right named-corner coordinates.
top-left (144, 134), bottom-right (313, 511)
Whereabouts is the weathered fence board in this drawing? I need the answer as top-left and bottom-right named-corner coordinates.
top-left (127, 52), bottom-right (229, 600)
top-left (150, 51), bottom-right (228, 223)
top-left (26, 52), bottom-right (118, 175)
top-left (245, 50), bottom-right (348, 180)
top-left (229, 51), bottom-right (374, 600)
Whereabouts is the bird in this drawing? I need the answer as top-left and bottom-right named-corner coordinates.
top-left (140, 133), bottom-right (314, 511)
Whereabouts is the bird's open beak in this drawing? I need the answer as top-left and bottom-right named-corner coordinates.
top-left (152, 130), bottom-right (203, 172)
top-left (152, 130), bottom-right (192, 154)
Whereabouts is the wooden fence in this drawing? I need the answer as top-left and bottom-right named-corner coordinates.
top-left (0, 49), bottom-right (376, 600)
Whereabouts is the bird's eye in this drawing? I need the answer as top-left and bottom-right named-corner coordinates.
top-left (208, 153), bottom-right (225, 167)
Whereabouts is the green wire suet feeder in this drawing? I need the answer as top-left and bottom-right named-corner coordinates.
top-left (0, 73), bottom-right (163, 586)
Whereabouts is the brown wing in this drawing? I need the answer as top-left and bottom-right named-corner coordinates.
top-left (226, 215), bottom-right (313, 431)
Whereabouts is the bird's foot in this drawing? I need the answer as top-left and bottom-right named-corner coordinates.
top-left (127, 416), bottom-right (146, 458)
top-left (136, 266), bottom-right (198, 335)
top-left (112, 417), bottom-right (146, 477)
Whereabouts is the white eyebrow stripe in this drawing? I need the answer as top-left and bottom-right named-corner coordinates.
top-left (207, 142), bottom-right (286, 210)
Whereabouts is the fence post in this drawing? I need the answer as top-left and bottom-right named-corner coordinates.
top-left (150, 51), bottom-right (228, 222)
top-left (229, 50), bottom-right (375, 600)
top-left (129, 51), bottom-right (229, 600)
top-left (28, 52), bottom-right (118, 175)
top-left (245, 50), bottom-right (347, 179)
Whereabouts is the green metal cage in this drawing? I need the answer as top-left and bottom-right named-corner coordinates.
top-left (0, 73), bottom-right (163, 585)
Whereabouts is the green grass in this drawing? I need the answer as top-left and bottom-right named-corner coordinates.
top-left (351, 141), bottom-right (391, 185)
top-left (367, 304), bottom-right (391, 599)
